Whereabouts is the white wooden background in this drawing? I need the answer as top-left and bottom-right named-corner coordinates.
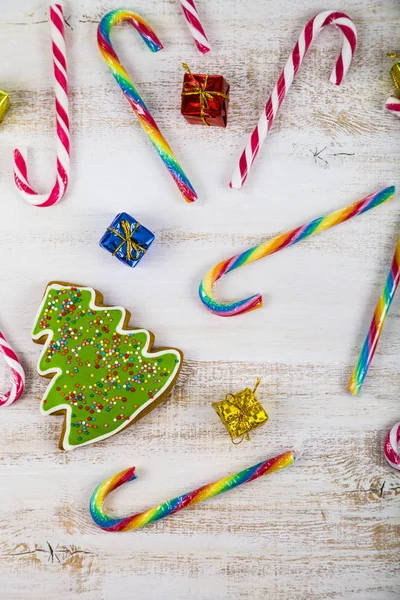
top-left (0, 0), bottom-right (399, 598)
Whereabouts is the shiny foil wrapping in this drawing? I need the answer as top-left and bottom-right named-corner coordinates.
top-left (391, 59), bottom-right (400, 91)
top-left (100, 212), bottom-right (155, 268)
top-left (181, 71), bottom-right (230, 127)
top-left (0, 91), bottom-right (10, 123)
top-left (212, 379), bottom-right (268, 443)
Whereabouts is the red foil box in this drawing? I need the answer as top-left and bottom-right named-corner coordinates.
top-left (181, 72), bottom-right (230, 127)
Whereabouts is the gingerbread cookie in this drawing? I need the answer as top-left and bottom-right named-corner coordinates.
top-left (32, 282), bottom-right (183, 450)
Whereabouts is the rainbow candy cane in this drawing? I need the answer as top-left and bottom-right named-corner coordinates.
top-left (98, 10), bottom-right (197, 204)
top-left (349, 239), bottom-right (400, 396)
top-left (90, 450), bottom-right (295, 531)
top-left (230, 11), bottom-right (357, 190)
top-left (199, 187), bottom-right (395, 317)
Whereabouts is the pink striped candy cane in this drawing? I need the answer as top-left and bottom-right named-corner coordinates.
top-left (179, 0), bottom-right (211, 54)
top-left (0, 332), bottom-right (25, 407)
top-left (384, 423), bottom-right (400, 471)
top-left (230, 11), bottom-right (357, 189)
top-left (386, 96), bottom-right (400, 118)
top-left (13, 4), bottom-right (70, 208)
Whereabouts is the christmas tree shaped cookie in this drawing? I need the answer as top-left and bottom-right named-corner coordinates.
top-left (32, 282), bottom-right (183, 450)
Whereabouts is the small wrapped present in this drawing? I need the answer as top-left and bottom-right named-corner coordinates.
top-left (212, 379), bottom-right (268, 444)
top-left (388, 52), bottom-right (400, 91)
top-left (0, 91), bottom-right (10, 123)
top-left (181, 63), bottom-right (229, 127)
top-left (100, 213), bottom-right (155, 268)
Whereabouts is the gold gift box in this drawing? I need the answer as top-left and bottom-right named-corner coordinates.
top-left (0, 91), bottom-right (10, 123)
top-left (212, 379), bottom-right (268, 443)
top-left (388, 52), bottom-right (400, 91)
top-left (391, 60), bottom-right (400, 91)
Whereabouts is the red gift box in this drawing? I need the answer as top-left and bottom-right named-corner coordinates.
top-left (181, 64), bottom-right (230, 127)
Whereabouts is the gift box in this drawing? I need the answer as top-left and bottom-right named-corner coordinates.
top-left (0, 91), bottom-right (10, 123)
top-left (390, 57), bottom-right (400, 91)
top-left (212, 379), bottom-right (268, 443)
top-left (181, 63), bottom-right (229, 127)
top-left (100, 213), bottom-right (155, 268)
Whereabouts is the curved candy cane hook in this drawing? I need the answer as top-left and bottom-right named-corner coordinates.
top-left (230, 11), bottom-right (357, 189)
top-left (0, 331), bottom-right (25, 407)
top-left (199, 187), bottom-right (395, 317)
top-left (90, 450), bottom-right (295, 531)
top-left (97, 10), bottom-right (198, 204)
top-left (386, 96), bottom-right (400, 117)
top-left (384, 423), bottom-right (400, 470)
top-left (13, 4), bottom-right (70, 208)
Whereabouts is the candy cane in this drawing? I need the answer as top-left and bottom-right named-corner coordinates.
top-left (386, 96), bottom-right (400, 118)
top-left (98, 10), bottom-right (197, 204)
top-left (230, 11), bottom-right (357, 190)
top-left (384, 423), bottom-right (400, 470)
top-left (90, 450), bottom-right (295, 531)
top-left (199, 187), bottom-right (395, 317)
top-left (13, 4), bottom-right (70, 208)
top-left (0, 332), bottom-right (25, 407)
top-left (349, 239), bottom-right (400, 396)
top-left (179, 0), bottom-right (211, 54)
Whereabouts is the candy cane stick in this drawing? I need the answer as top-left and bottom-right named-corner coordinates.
top-left (13, 4), bottom-right (70, 208)
top-left (230, 11), bottom-right (357, 190)
top-left (384, 423), bottom-right (400, 470)
top-left (98, 10), bottom-right (197, 204)
top-left (199, 187), bottom-right (395, 317)
top-left (349, 239), bottom-right (400, 396)
top-left (179, 0), bottom-right (211, 54)
top-left (90, 450), bottom-right (295, 531)
top-left (386, 96), bottom-right (400, 118)
top-left (0, 332), bottom-right (25, 407)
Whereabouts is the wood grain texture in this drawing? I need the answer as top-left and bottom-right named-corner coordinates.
top-left (0, 0), bottom-right (399, 598)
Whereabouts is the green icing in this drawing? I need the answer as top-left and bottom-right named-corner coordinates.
top-left (32, 284), bottom-right (181, 450)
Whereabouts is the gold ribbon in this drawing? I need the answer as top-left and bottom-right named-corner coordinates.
top-left (388, 52), bottom-right (400, 91)
top-left (181, 63), bottom-right (229, 126)
top-left (223, 394), bottom-right (253, 444)
top-left (213, 378), bottom-right (267, 444)
top-left (107, 220), bottom-right (147, 262)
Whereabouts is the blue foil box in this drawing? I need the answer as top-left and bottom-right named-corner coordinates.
top-left (100, 213), bottom-right (155, 268)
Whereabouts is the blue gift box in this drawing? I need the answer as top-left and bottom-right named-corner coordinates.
top-left (100, 213), bottom-right (155, 268)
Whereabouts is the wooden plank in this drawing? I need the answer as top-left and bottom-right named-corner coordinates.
top-left (0, 0), bottom-right (399, 598)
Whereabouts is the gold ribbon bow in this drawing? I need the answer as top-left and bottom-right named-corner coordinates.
top-left (107, 220), bottom-right (147, 262)
top-left (181, 62), bottom-right (229, 126)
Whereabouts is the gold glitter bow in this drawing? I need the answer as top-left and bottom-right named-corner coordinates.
top-left (388, 52), bottom-right (400, 91)
top-left (0, 91), bottom-right (10, 123)
top-left (181, 62), bottom-right (229, 126)
top-left (107, 220), bottom-right (147, 262)
top-left (212, 378), bottom-right (268, 444)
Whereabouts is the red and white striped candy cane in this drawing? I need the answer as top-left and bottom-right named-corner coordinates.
top-left (179, 0), bottom-right (211, 54)
top-left (13, 4), bottom-right (70, 208)
top-left (384, 423), bottom-right (400, 470)
top-left (386, 96), bottom-right (400, 118)
top-left (0, 332), bottom-right (25, 407)
top-left (230, 11), bottom-right (357, 190)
